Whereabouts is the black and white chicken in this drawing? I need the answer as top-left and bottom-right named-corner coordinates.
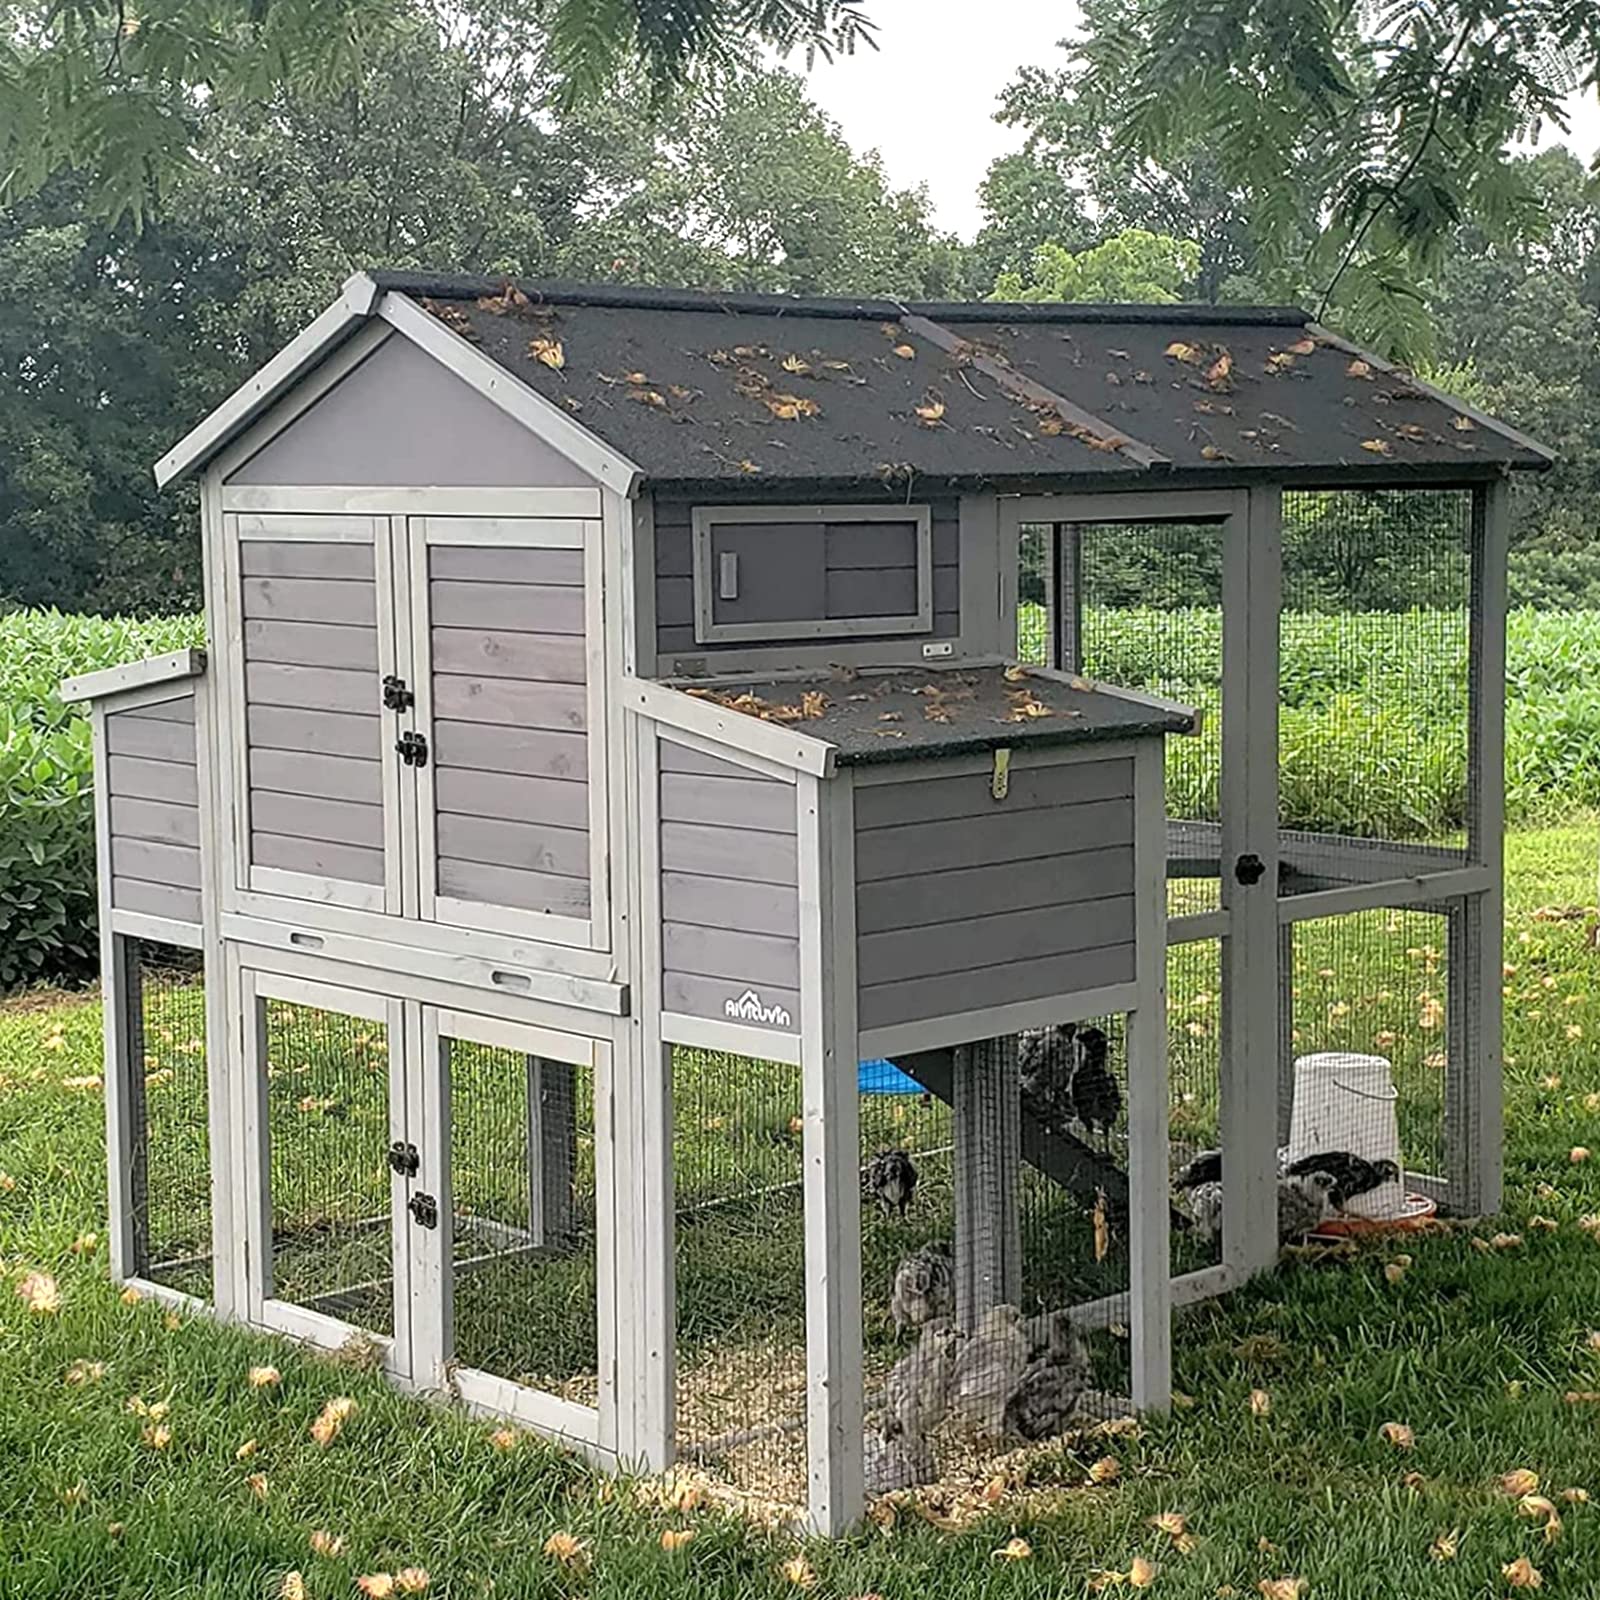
top-left (1004, 1312), bottom-right (1094, 1442)
top-left (1281, 1150), bottom-right (1400, 1209)
top-left (890, 1242), bottom-right (955, 1335)
top-left (1277, 1170), bottom-right (1338, 1242)
top-left (1019, 1022), bottom-right (1077, 1129)
top-left (1071, 1026), bottom-right (1121, 1142)
top-left (865, 1148), bottom-right (918, 1217)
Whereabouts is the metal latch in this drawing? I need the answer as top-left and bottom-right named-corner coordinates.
top-left (382, 675), bottom-right (414, 711)
top-left (387, 1140), bottom-right (419, 1177)
top-left (1234, 853), bottom-right (1266, 886)
top-left (408, 1193), bottom-right (439, 1229)
top-left (991, 747), bottom-right (1011, 801)
top-left (396, 732), bottom-right (429, 768)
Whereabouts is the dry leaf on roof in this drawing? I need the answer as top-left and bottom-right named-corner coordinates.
top-left (1452, 414), bottom-right (1476, 431)
top-left (781, 354), bottom-right (811, 374)
top-left (1347, 358), bottom-right (1374, 379)
top-left (527, 337), bottom-right (565, 371)
top-left (1165, 341), bottom-right (1201, 363)
top-left (737, 459), bottom-right (761, 474)
top-left (1200, 444), bottom-right (1234, 462)
top-left (477, 281), bottom-right (531, 314)
top-left (764, 393), bottom-right (820, 420)
top-left (1205, 351), bottom-right (1233, 387)
top-left (1288, 337), bottom-right (1316, 356)
top-left (668, 384), bottom-right (698, 402)
top-left (1361, 438), bottom-right (1393, 455)
top-left (629, 389), bottom-right (669, 409)
top-left (915, 397), bottom-right (947, 425)
top-left (892, 343), bottom-right (917, 359)
top-left (421, 300), bottom-right (478, 341)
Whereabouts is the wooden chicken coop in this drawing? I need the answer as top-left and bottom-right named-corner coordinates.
top-left (63, 274), bottom-right (1548, 1535)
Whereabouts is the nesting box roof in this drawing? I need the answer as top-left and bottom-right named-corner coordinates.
top-left (155, 271), bottom-right (1553, 492)
top-left (673, 665), bottom-right (1195, 767)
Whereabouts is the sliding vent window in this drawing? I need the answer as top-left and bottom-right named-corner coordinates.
top-left (692, 505), bottom-right (933, 643)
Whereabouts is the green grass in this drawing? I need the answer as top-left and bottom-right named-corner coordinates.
top-left (6, 822), bottom-right (1600, 1595)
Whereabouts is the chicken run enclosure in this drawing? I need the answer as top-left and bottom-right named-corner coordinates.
top-left (64, 276), bottom-right (1545, 1533)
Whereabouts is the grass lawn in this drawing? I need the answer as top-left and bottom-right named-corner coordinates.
top-left (5, 822), bottom-right (1600, 1597)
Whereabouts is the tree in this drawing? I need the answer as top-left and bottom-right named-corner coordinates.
top-left (993, 229), bottom-right (1201, 304)
top-left (0, 0), bottom-right (875, 224)
top-left (1066, 0), bottom-right (1600, 357)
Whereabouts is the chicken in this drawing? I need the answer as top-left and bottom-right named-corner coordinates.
top-left (1174, 1148), bottom-right (1222, 1190)
top-left (1281, 1151), bottom-right (1401, 1209)
top-left (890, 1242), bottom-right (955, 1335)
top-left (863, 1421), bottom-right (934, 1494)
top-left (1277, 1170), bottom-right (1337, 1242)
top-left (1019, 1022), bottom-right (1076, 1129)
top-left (865, 1149), bottom-right (918, 1217)
top-left (949, 1303), bottom-right (1029, 1438)
top-left (883, 1319), bottom-right (958, 1441)
top-left (1070, 1026), bottom-right (1121, 1141)
top-left (1187, 1179), bottom-right (1224, 1242)
top-left (1004, 1314), bottom-right (1094, 1443)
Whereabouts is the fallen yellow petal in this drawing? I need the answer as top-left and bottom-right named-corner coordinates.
top-left (1249, 1389), bottom-right (1272, 1418)
top-left (119, 1285), bottom-right (142, 1306)
top-left (1502, 1556), bottom-right (1542, 1589)
top-left (310, 1529), bottom-right (346, 1556)
top-left (544, 1532), bottom-right (588, 1570)
top-left (1573, 1147), bottom-right (1592, 1164)
top-left (1378, 1421), bottom-right (1414, 1449)
top-left (1257, 1580), bottom-right (1307, 1600)
top-left (16, 1271), bottom-right (61, 1314)
top-left (309, 1395), bottom-right (356, 1447)
top-left (1430, 1529), bottom-right (1459, 1562)
top-left (1089, 1455), bottom-right (1121, 1484)
top-left (488, 1427), bottom-right (518, 1450)
top-left (236, 1438), bottom-right (258, 1460)
top-left (991, 1537), bottom-right (1032, 1561)
top-left (1129, 1555), bottom-right (1157, 1587)
top-left (660, 1529), bottom-right (696, 1552)
top-left (247, 1366), bottom-right (281, 1389)
top-left (281, 1573), bottom-right (307, 1600)
top-left (356, 1577), bottom-right (395, 1599)
top-left (396, 1569), bottom-right (430, 1595)
top-left (246, 1472), bottom-right (269, 1500)
top-left (64, 1359), bottom-right (106, 1386)
top-left (1150, 1512), bottom-right (1188, 1539)
top-left (141, 1422), bottom-right (171, 1450)
top-left (1501, 1470), bottom-right (1541, 1497)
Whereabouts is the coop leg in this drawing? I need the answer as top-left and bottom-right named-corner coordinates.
top-left (952, 1037), bottom-right (1021, 1333)
top-left (527, 1057), bottom-right (577, 1251)
top-left (103, 932), bottom-right (146, 1283)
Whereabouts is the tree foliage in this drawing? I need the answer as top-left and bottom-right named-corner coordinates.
top-left (993, 229), bottom-right (1201, 303)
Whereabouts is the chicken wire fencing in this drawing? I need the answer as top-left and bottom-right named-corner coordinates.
top-left (123, 939), bottom-right (212, 1298)
top-left (672, 1047), bottom-right (810, 1511)
top-left (261, 999), bottom-right (395, 1334)
top-left (1279, 487), bottom-right (1473, 888)
top-left (1017, 519), bottom-right (1225, 917)
top-left (445, 1042), bottom-right (598, 1404)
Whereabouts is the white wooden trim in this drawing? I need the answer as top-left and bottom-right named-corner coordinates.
top-left (235, 514), bottom-right (380, 541)
top-left (849, 735), bottom-right (1137, 787)
top-left (1066, 1261), bottom-right (1240, 1331)
top-left (106, 908), bottom-right (202, 949)
top-left (222, 484), bottom-right (604, 518)
top-left (691, 503), bottom-right (934, 645)
top-left (248, 866), bottom-right (389, 914)
top-left (250, 967), bottom-right (397, 1023)
top-left (155, 277), bottom-right (379, 488)
top-left (213, 323), bottom-right (398, 489)
top-left (390, 515), bottom-right (421, 922)
top-left (999, 489), bottom-right (1241, 526)
top-left (659, 1010), bottom-right (803, 1065)
top-left (61, 648), bottom-right (205, 704)
top-left (798, 770), bottom-right (864, 1536)
top-left (583, 516), bottom-right (613, 954)
top-left (373, 515), bottom-right (406, 916)
top-left (378, 291), bottom-right (641, 496)
top-left (413, 1004), bottom-right (449, 1393)
top-left (1221, 486), bottom-right (1280, 1280)
top-left (229, 930), bottom-right (625, 1040)
top-left (626, 676), bottom-right (835, 777)
top-left (1127, 735), bottom-right (1171, 1412)
top-left (221, 892), bottom-right (624, 993)
top-left (452, 1366), bottom-right (603, 1450)
top-left (626, 494), bottom-right (657, 678)
top-left (654, 723), bottom-right (801, 786)
top-left (101, 917), bottom-right (137, 1282)
top-left (1276, 866), bottom-right (1494, 923)
top-left (1167, 909), bottom-right (1230, 945)
top-left (1024, 662), bottom-right (1200, 728)
top-left (262, 1298), bottom-right (400, 1367)
top-left (121, 1276), bottom-right (213, 1317)
top-left (858, 982), bottom-right (1142, 1060)
top-left (419, 515), bottom-right (587, 547)
top-left (592, 1037), bottom-right (620, 1453)
top-left (958, 493), bottom-right (1004, 658)
top-left (431, 1008), bottom-right (598, 1065)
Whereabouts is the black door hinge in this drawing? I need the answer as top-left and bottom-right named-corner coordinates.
top-left (1234, 853), bottom-right (1267, 886)
top-left (396, 732), bottom-right (429, 768)
top-left (408, 1192), bottom-right (439, 1230)
top-left (382, 674), bottom-right (415, 712)
top-left (387, 1140), bottom-right (419, 1177)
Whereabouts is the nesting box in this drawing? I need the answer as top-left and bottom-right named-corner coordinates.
top-left (62, 275), bottom-right (1547, 1534)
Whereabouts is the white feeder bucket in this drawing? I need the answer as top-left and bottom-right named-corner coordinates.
top-left (1286, 1052), bottom-right (1408, 1220)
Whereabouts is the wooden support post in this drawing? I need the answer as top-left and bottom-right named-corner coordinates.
top-left (1277, 922), bottom-right (1296, 1145)
top-left (102, 933), bottom-right (145, 1283)
top-left (799, 770), bottom-right (863, 1537)
top-left (1053, 522), bottom-right (1085, 672)
top-left (1129, 737), bottom-right (1172, 1411)
top-left (527, 1057), bottom-right (577, 1250)
top-left (1220, 488), bottom-right (1282, 1278)
top-left (951, 1037), bottom-right (1021, 1332)
top-left (1459, 477), bottom-right (1509, 1216)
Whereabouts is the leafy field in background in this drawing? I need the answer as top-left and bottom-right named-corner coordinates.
top-left (4, 821), bottom-right (1600, 1598)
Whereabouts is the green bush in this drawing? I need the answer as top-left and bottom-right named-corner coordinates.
top-left (0, 609), bottom-right (203, 988)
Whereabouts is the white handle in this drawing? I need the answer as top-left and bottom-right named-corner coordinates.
top-left (1332, 1073), bottom-right (1398, 1102)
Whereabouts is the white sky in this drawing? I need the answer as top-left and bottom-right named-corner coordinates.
top-left (798, 1), bottom-right (1600, 241)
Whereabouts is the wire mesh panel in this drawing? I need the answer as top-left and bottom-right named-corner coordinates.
top-left (1168, 938), bottom-right (1224, 1274)
top-left (1282, 907), bottom-right (1453, 1209)
top-left (262, 999), bottom-right (395, 1334)
top-left (125, 940), bottom-right (211, 1297)
top-left (673, 1048), bottom-right (809, 1513)
top-left (1279, 489), bottom-right (1471, 879)
top-left (446, 1040), bottom-right (598, 1405)
top-left (1018, 519), bottom-right (1225, 915)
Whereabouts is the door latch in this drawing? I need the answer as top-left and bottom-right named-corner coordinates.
top-left (395, 732), bottom-right (429, 768)
top-left (387, 1140), bottom-right (419, 1177)
top-left (1234, 853), bottom-right (1267, 886)
top-left (382, 674), bottom-right (414, 712)
top-left (408, 1192), bottom-right (439, 1230)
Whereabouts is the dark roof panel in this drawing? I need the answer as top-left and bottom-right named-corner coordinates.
top-left (672, 664), bottom-right (1194, 766)
top-left (369, 273), bottom-right (1555, 487)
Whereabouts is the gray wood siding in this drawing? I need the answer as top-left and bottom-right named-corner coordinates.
top-left (105, 692), bottom-right (202, 925)
top-left (240, 535), bottom-right (385, 887)
top-left (854, 754), bottom-right (1139, 1033)
top-left (653, 497), bottom-right (959, 661)
top-left (227, 334), bottom-right (595, 489)
top-left (658, 737), bottom-right (800, 1033)
top-left (428, 542), bottom-right (591, 919)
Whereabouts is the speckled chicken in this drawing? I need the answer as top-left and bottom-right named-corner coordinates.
top-left (863, 1420), bottom-right (934, 1494)
top-left (1019, 1022), bottom-right (1077, 1129)
top-left (1187, 1179), bottom-right (1224, 1242)
top-left (890, 1242), bottom-right (955, 1335)
top-left (1070, 1026), bottom-right (1121, 1141)
top-left (1004, 1313), bottom-right (1094, 1442)
top-left (1282, 1151), bottom-right (1400, 1209)
top-left (883, 1318), bottom-right (959, 1442)
top-left (865, 1148), bottom-right (918, 1217)
top-left (949, 1303), bottom-right (1029, 1438)
top-left (1277, 1170), bottom-right (1337, 1241)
